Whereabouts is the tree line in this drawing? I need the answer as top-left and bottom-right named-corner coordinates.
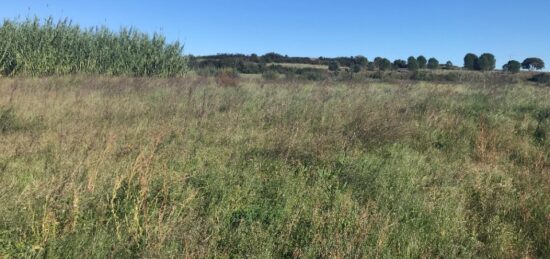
top-left (464, 53), bottom-right (545, 73)
top-left (193, 53), bottom-right (545, 74)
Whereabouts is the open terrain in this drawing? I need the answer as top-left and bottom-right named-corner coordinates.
top-left (0, 76), bottom-right (548, 258)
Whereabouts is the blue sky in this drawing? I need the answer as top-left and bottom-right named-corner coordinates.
top-left (1, 0), bottom-right (549, 68)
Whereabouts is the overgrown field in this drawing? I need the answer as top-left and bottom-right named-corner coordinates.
top-left (0, 77), bottom-right (549, 258)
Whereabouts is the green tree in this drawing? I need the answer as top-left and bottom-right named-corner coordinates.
top-left (355, 55), bottom-right (369, 68)
top-left (427, 58), bottom-right (439, 69)
top-left (377, 58), bottom-right (392, 71)
top-left (478, 53), bottom-right (496, 71)
top-left (503, 60), bottom-right (521, 73)
top-left (521, 58), bottom-right (545, 70)
top-left (407, 56), bottom-right (419, 71)
top-left (351, 64), bottom-right (361, 73)
top-left (328, 61), bottom-right (340, 71)
top-left (367, 62), bottom-right (376, 71)
top-left (393, 59), bottom-right (407, 69)
top-left (445, 61), bottom-right (454, 69)
top-left (464, 53), bottom-right (478, 70)
top-left (417, 56), bottom-right (427, 69)
top-left (250, 53), bottom-right (259, 62)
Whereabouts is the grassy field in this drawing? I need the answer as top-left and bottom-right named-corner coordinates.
top-left (0, 76), bottom-right (549, 258)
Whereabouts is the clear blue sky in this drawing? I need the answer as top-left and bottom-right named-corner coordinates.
top-left (2, 0), bottom-right (549, 68)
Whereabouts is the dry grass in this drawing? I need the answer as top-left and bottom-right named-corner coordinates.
top-left (0, 76), bottom-right (548, 258)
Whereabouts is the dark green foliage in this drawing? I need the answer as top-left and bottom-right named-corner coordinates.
top-left (445, 61), bottom-right (454, 69)
top-left (367, 62), bottom-right (376, 71)
top-left (262, 70), bottom-right (280, 80)
top-left (528, 73), bottom-right (550, 84)
top-left (522, 58), bottom-right (545, 70)
top-left (407, 56), bottom-right (419, 71)
top-left (328, 61), bottom-right (340, 72)
top-left (417, 56), bottom-right (427, 69)
top-left (464, 53), bottom-right (479, 70)
top-left (354, 55), bottom-right (369, 67)
top-left (478, 53), bottom-right (496, 71)
top-left (351, 64), bottom-right (361, 73)
top-left (0, 17), bottom-right (187, 76)
top-left (427, 58), bottom-right (439, 69)
top-left (503, 60), bottom-right (521, 73)
top-left (393, 59), bottom-right (407, 69)
top-left (375, 58), bottom-right (392, 71)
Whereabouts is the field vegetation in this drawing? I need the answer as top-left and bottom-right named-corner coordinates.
top-left (0, 75), bottom-right (549, 258)
top-left (0, 17), bottom-right (187, 77)
top-left (1, 16), bottom-right (549, 258)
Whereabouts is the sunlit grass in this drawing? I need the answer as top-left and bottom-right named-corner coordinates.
top-left (0, 76), bottom-right (548, 258)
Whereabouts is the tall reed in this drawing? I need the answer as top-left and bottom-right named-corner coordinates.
top-left (0, 17), bottom-right (187, 76)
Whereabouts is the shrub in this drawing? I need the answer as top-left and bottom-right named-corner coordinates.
top-left (528, 73), bottom-right (550, 84)
top-left (196, 66), bottom-right (218, 77)
top-left (262, 70), bottom-right (280, 80)
top-left (351, 64), bottom-right (362, 73)
top-left (503, 60), bottom-right (521, 73)
top-left (417, 56), bottom-right (427, 69)
top-left (464, 53), bottom-right (478, 70)
top-left (377, 58), bottom-right (392, 71)
top-left (407, 57), bottom-right (419, 71)
top-left (478, 53), bottom-right (496, 71)
top-left (216, 68), bottom-right (240, 87)
top-left (328, 61), bottom-right (340, 72)
top-left (393, 59), bottom-right (407, 69)
top-left (427, 58), bottom-right (439, 69)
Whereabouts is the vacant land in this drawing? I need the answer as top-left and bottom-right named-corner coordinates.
top-left (0, 76), bottom-right (549, 258)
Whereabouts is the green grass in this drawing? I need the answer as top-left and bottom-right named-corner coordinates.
top-left (0, 76), bottom-right (548, 258)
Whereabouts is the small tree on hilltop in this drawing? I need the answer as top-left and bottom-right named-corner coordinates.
top-left (445, 61), bottom-right (454, 69)
top-left (407, 56), bottom-right (419, 71)
top-left (521, 58), bottom-right (545, 71)
top-left (417, 56), bottom-right (427, 69)
top-left (427, 58), bottom-right (439, 69)
top-left (503, 60), bottom-right (521, 73)
top-left (464, 53), bottom-right (478, 70)
top-left (478, 53), bottom-right (496, 71)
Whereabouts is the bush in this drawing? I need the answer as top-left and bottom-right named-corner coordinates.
top-left (262, 70), bottom-right (280, 80)
top-left (216, 69), bottom-right (240, 87)
top-left (407, 57), bottom-right (419, 71)
top-left (528, 73), bottom-right (550, 84)
top-left (503, 60), bottom-right (521, 73)
top-left (196, 66), bottom-right (218, 77)
top-left (295, 68), bottom-right (327, 81)
top-left (478, 53), bottom-right (496, 71)
top-left (328, 61), bottom-right (340, 72)
top-left (427, 58), bottom-right (439, 69)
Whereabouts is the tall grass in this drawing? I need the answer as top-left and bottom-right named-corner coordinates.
top-left (0, 17), bottom-right (187, 76)
top-left (0, 76), bottom-right (549, 257)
